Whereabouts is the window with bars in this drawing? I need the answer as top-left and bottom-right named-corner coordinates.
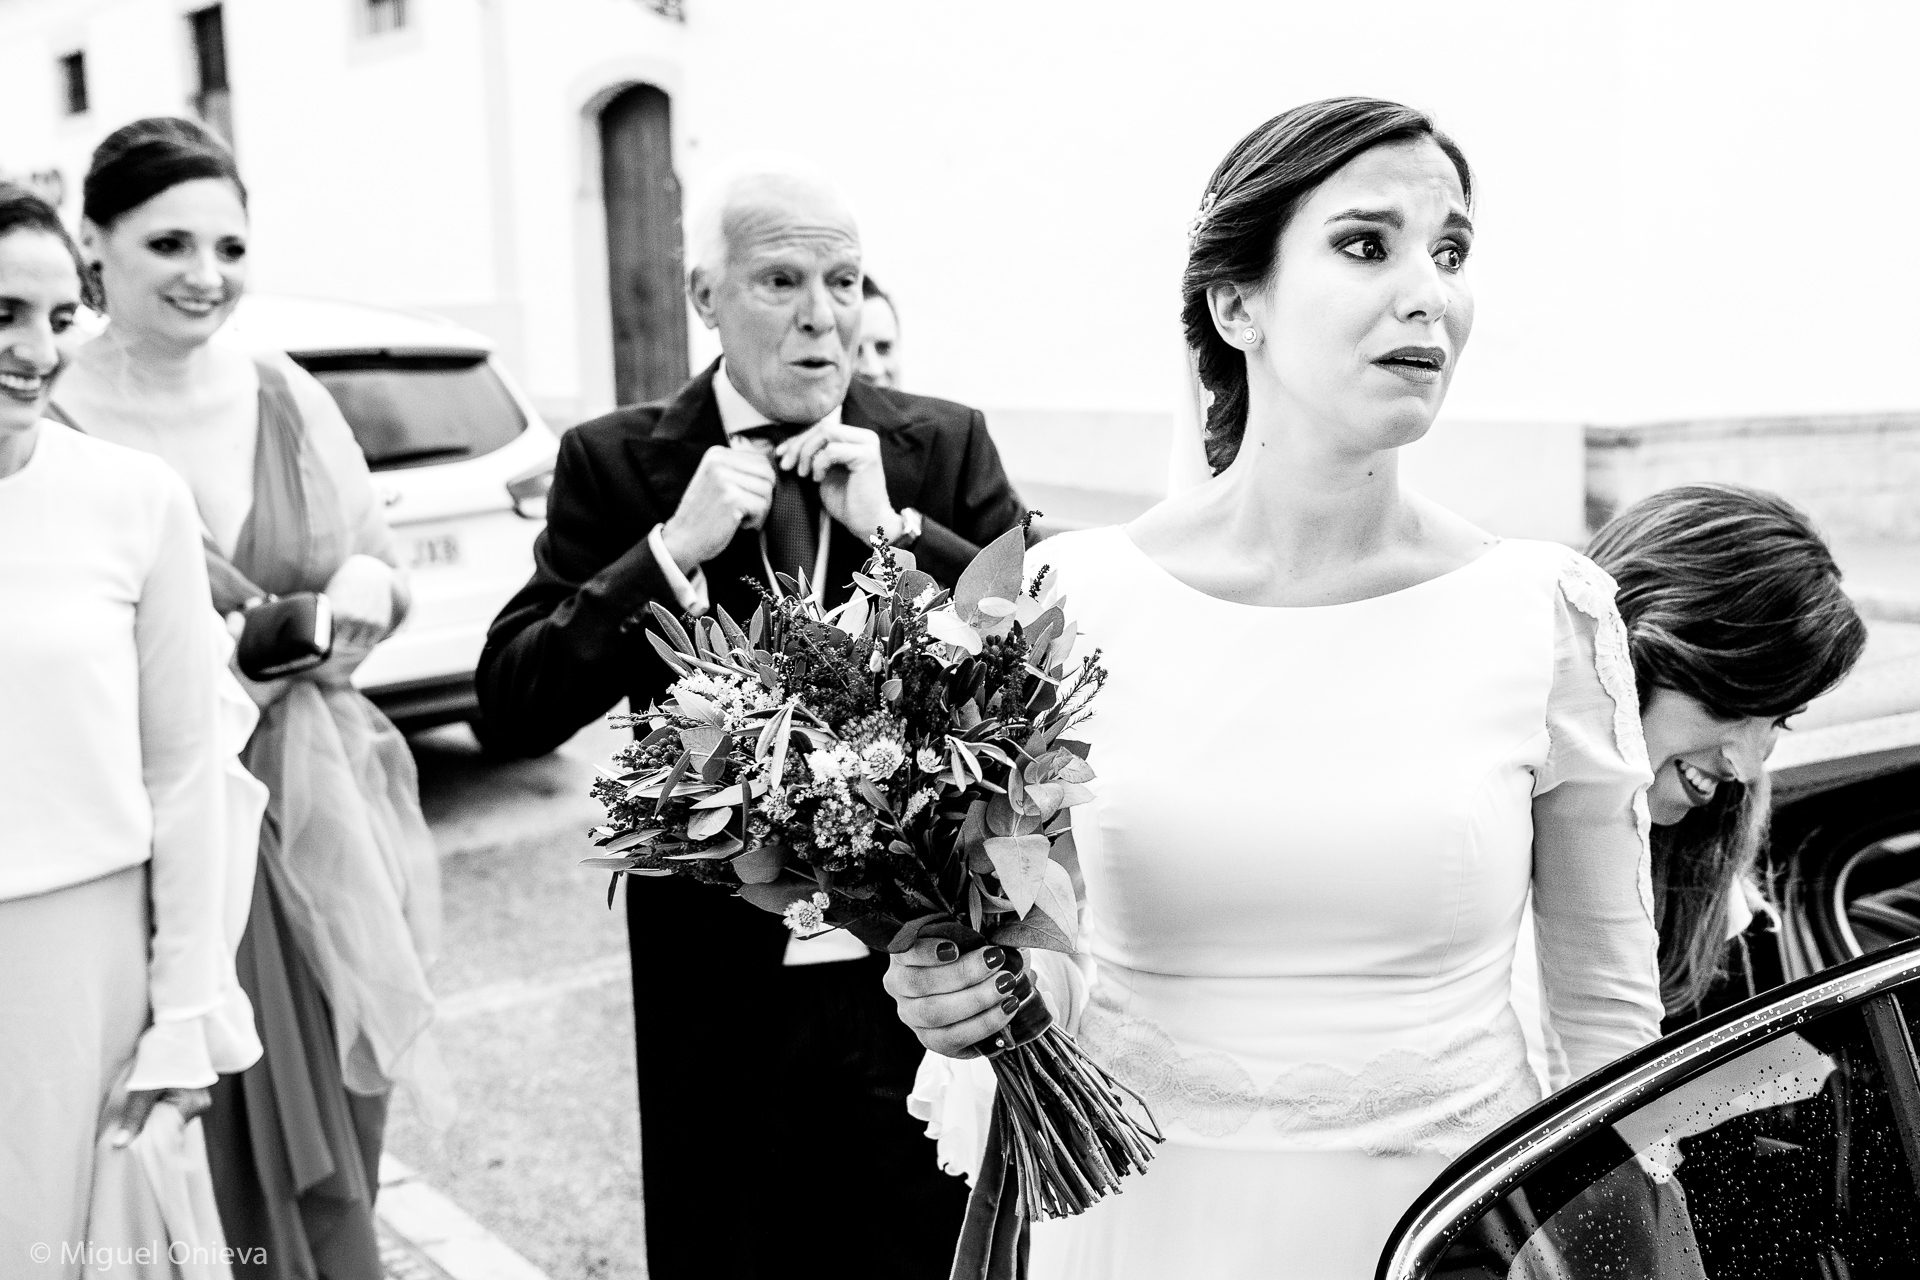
top-left (366, 0), bottom-right (409, 34)
top-left (188, 5), bottom-right (232, 143)
top-left (57, 52), bottom-right (87, 116)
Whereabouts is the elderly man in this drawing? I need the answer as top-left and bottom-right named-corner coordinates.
top-left (476, 163), bottom-right (1022, 1279)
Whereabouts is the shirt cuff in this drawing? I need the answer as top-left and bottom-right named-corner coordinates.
top-left (648, 524), bottom-right (711, 617)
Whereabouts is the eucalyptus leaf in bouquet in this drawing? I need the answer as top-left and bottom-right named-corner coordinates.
top-left (586, 521), bottom-right (1159, 1272)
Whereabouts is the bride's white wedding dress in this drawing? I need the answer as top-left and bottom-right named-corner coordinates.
top-left (913, 528), bottom-right (1663, 1279)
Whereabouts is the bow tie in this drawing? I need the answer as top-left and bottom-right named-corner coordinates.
top-left (734, 421), bottom-right (812, 447)
top-left (734, 423), bottom-right (821, 589)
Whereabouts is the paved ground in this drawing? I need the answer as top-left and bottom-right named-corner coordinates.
top-left (386, 716), bottom-right (646, 1280)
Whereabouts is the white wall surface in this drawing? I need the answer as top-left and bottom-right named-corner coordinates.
top-left (673, 0), bottom-right (1920, 429)
top-left (4, 0), bottom-right (1915, 535)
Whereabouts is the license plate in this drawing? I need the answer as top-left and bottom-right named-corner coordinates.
top-left (408, 532), bottom-right (462, 571)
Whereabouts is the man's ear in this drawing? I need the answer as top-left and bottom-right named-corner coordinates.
top-left (79, 219), bottom-right (104, 262)
top-left (687, 267), bottom-right (720, 331)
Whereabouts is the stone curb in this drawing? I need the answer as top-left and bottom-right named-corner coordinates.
top-left (378, 1155), bottom-right (553, 1280)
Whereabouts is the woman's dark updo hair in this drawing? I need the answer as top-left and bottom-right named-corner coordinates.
top-left (0, 183), bottom-right (92, 306)
top-left (1181, 97), bottom-right (1472, 473)
top-left (82, 117), bottom-right (246, 231)
top-left (1589, 483), bottom-right (1868, 1018)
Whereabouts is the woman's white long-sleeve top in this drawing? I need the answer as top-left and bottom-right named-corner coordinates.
top-left (0, 421), bottom-right (261, 1088)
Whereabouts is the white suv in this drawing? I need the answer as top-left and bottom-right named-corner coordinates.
top-left (222, 295), bottom-right (559, 732)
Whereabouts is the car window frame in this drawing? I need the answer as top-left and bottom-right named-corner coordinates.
top-left (1377, 936), bottom-right (1920, 1280)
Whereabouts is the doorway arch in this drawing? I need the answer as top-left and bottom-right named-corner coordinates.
top-left (598, 83), bottom-right (688, 405)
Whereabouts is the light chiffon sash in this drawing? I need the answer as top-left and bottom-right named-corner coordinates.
top-left (220, 363), bottom-right (449, 1125)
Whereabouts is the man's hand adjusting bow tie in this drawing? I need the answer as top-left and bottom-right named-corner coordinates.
top-left (775, 423), bottom-right (904, 544)
top-left (658, 444), bottom-right (776, 570)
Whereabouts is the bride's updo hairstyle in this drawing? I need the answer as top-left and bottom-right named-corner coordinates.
top-left (1589, 484), bottom-right (1867, 1016)
top-left (82, 116), bottom-right (245, 231)
top-left (1182, 97), bottom-right (1471, 473)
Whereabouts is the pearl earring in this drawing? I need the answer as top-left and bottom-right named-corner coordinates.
top-left (1241, 327), bottom-right (1259, 345)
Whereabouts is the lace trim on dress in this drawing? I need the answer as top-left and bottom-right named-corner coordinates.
top-left (1075, 993), bottom-right (1541, 1159)
top-left (1553, 551), bottom-right (1661, 964)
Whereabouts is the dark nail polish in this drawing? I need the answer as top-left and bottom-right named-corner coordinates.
top-left (934, 941), bottom-right (959, 963)
top-left (999, 995), bottom-right (1019, 1015)
top-left (983, 947), bottom-right (1005, 970)
top-left (994, 972), bottom-right (1016, 993)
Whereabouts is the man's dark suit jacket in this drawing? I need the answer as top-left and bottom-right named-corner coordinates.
top-left (476, 361), bottom-right (1025, 758)
top-left (473, 361), bottom-right (1022, 1279)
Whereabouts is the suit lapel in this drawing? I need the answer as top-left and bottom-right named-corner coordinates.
top-left (625, 362), bottom-right (726, 508)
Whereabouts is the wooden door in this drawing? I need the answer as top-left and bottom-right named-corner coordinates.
top-left (600, 84), bottom-right (688, 405)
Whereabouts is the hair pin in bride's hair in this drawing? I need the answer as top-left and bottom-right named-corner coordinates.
top-left (1186, 190), bottom-right (1218, 249)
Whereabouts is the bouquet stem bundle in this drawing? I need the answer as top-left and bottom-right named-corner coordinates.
top-left (989, 1023), bottom-right (1159, 1218)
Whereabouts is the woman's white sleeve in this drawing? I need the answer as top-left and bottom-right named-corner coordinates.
top-left (126, 472), bottom-right (264, 1091)
top-left (1529, 556), bottom-right (1663, 1084)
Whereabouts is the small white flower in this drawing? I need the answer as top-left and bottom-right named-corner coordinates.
top-left (861, 738), bottom-right (905, 780)
top-left (807, 748), bottom-right (844, 783)
top-left (783, 890), bottom-right (832, 936)
top-left (901, 786), bottom-right (938, 823)
top-left (912, 585), bottom-right (939, 612)
top-left (916, 747), bottom-right (946, 774)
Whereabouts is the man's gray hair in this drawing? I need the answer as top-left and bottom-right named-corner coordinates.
top-left (683, 153), bottom-right (857, 281)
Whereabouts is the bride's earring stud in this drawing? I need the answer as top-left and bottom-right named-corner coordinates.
top-left (1242, 327), bottom-right (1259, 345)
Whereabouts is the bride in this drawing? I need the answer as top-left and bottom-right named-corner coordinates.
top-left (886, 97), bottom-right (1663, 1278)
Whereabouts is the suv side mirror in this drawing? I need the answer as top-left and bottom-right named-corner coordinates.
top-left (507, 464), bottom-right (554, 521)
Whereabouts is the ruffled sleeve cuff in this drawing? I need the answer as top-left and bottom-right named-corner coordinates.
top-left (125, 985), bottom-right (263, 1092)
top-left (908, 1052), bottom-right (998, 1183)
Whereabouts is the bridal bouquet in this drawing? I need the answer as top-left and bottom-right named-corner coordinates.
top-left (587, 523), bottom-right (1158, 1265)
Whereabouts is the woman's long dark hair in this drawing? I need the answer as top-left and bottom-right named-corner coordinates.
top-left (1179, 98), bottom-right (1471, 472)
top-left (1589, 484), bottom-right (1868, 1014)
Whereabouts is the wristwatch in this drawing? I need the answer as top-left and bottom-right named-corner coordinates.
top-left (891, 506), bottom-right (924, 548)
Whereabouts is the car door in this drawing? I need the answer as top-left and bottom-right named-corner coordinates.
top-left (1378, 938), bottom-right (1920, 1279)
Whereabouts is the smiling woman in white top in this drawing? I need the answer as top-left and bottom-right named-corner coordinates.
top-left (0, 185), bottom-right (261, 1266)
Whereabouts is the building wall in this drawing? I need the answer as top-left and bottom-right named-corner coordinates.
top-left (3, 0), bottom-right (1915, 542)
top-left (1588, 416), bottom-right (1920, 544)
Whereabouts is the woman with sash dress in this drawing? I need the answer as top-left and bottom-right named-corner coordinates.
top-left (53, 118), bottom-right (445, 1280)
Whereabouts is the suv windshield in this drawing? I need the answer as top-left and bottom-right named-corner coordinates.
top-left (295, 352), bottom-right (525, 471)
